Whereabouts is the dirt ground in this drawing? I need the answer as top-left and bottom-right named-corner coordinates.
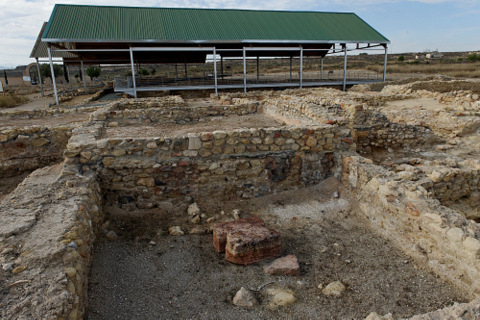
top-left (87, 179), bottom-right (466, 319)
top-left (104, 114), bottom-right (284, 139)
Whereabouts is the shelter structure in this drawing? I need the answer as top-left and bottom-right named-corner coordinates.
top-left (36, 4), bottom-right (390, 105)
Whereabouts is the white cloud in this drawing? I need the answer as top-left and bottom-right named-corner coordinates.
top-left (0, 0), bottom-right (478, 67)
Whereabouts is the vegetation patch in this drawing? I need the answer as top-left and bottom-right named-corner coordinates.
top-left (0, 94), bottom-right (29, 109)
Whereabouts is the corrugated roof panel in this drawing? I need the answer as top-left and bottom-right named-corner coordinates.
top-left (43, 5), bottom-right (389, 43)
top-left (31, 22), bottom-right (78, 59)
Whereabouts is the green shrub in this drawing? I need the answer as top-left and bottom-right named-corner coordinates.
top-left (397, 55), bottom-right (405, 62)
top-left (467, 53), bottom-right (480, 62)
top-left (86, 66), bottom-right (101, 80)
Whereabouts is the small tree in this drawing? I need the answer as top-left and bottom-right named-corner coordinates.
top-left (139, 68), bottom-right (149, 76)
top-left (86, 66), bottom-right (101, 80)
top-left (467, 53), bottom-right (479, 62)
top-left (397, 55), bottom-right (405, 62)
top-left (39, 63), bottom-right (63, 80)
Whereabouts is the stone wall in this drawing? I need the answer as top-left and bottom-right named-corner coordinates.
top-left (343, 155), bottom-right (480, 299)
top-left (0, 167), bottom-right (103, 320)
top-left (89, 97), bottom-right (259, 126)
top-left (263, 93), bottom-right (441, 154)
top-left (0, 124), bottom-right (73, 177)
top-left (66, 122), bottom-right (352, 210)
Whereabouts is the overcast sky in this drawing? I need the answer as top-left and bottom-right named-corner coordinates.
top-left (0, 0), bottom-right (479, 68)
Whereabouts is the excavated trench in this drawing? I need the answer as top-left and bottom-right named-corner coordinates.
top-left (86, 180), bottom-right (467, 320)
top-left (2, 89), bottom-right (480, 319)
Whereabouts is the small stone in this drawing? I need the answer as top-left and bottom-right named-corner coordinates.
top-left (12, 265), bottom-right (26, 274)
top-left (191, 215), bottom-right (201, 224)
top-left (64, 267), bottom-right (77, 278)
top-left (232, 209), bottom-right (240, 220)
top-left (333, 191), bottom-right (339, 198)
top-left (149, 241), bottom-right (156, 246)
top-left (232, 287), bottom-right (258, 307)
top-left (188, 203), bottom-right (201, 216)
top-left (2, 263), bottom-right (14, 271)
top-left (106, 231), bottom-right (118, 240)
top-left (263, 255), bottom-right (300, 276)
top-left (266, 288), bottom-right (296, 309)
top-left (447, 227), bottom-right (464, 243)
top-left (306, 136), bottom-right (317, 147)
top-left (169, 226), bottom-right (184, 236)
top-left (322, 281), bottom-right (346, 297)
top-left (206, 217), bottom-right (215, 223)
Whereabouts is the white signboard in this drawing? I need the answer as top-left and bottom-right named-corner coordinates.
top-left (23, 76), bottom-right (31, 82)
top-left (0, 81), bottom-right (3, 92)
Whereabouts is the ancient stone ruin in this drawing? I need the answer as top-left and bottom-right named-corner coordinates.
top-left (1, 79), bottom-right (480, 319)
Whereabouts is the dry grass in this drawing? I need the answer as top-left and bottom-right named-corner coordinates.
top-left (0, 94), bottom-right (29, 109)
top-left (366, 62), bottom-right (480, 78)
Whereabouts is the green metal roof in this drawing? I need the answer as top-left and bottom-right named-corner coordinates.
top-left (31, 22), bottom-right (78, 58)
top-left (43, 5), bottom-right (389, 44)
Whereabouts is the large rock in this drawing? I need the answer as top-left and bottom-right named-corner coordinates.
top-left (213, 217), bottom-right (282, 265)
top-left (213, 217), bottom-right (264, 253)
top-left (263, 255), bottom-right (300, 276)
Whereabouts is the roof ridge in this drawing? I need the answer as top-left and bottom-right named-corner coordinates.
top-left (54, 3), bottom-right (355, 15)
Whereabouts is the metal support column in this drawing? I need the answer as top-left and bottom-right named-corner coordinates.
top-left (299, 46), bottom-right (303, 89)
top-left (175, 63), bottom-right (178, 80)
top-left (256, 56), bottom-right (259, 83)
top-left (243, 47), bottom-right (247, 93)
top-left (66, 65), bottom-right (72, 89)
top-left (184, 62), bottom-right (188, 79)
top-left (342, 44), bottom-right (348, 92)
top-left (289, 57), bottom-right (292, 81)
top-left (321, 57), bottom-right (324, 80)
top-left (213, 47), bottom-right (218, 95)
top-left (129, 48), bottom-right (137, 98)
top-left (35, 58), bottom-right (44, 97)
top-left (81, 61), bottom-right (87, 94)
top-left (47, 46), bottom-right (59, 105)
top-left (220, 56), bottom-right (224, 80)
top-left (383, 44), bottom-right (388, 81)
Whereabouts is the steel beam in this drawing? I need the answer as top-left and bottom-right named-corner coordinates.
top-left (213, 47), bottom-right (218, 95)
top-left (66, 64), bottom-right (72, 89)
top-left (81, 61), bottom-right (87, 94)
top-left (321, 57), bottom-right (324, 80)
top-left (256, 56), bottom-right (259, 83)
top-left (243, 47), bottom-right (247, 93)
top-left (289, 57), bottom-right (293, 81)
top-left (129, 48), bottom-right (137, 98)
top-left (47, 46), bottom-right (59, 105)
top-left (299, 46), bottom-right (303, 89)
top-left (35, 58), bottom-right (44, 97)
top-left (383, 44), bottom-right (388, 82)
top-left (343, 44), bottom-right (348, 92)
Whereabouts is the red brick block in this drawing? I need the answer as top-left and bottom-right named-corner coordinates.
top-left (213, 217), bottom-right (264, 253)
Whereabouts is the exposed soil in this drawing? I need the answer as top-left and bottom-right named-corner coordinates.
top-left (87, 179), bottom-right (466, 319)
top-left (0, 113), bottom-right (90, 127)
top-left (0, 171), bottom-right (32, 201)
top-left (104, 114), bottom-right (284, 139)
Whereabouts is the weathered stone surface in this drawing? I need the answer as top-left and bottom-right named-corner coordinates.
top-left (187, 203), bottom-right (200, 216)
top-left (322, 281), bottom-right (346, 297)
top-left (263, 255), bottom-right (300, 276)
top-left (232, 287), bottom-right (258, 307)
top-left (266, 288), bottom-right (296, 309)
top-left (169, 226), bottom-right (184, 235)
top-left (213, 217), bottom-right (264, 253)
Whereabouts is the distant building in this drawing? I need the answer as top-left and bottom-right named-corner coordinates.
top-left (426, 51), bottom-right (443, 59)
